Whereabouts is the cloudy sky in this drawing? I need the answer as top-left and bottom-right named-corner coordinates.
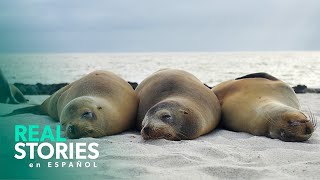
top-left (0, 0), bottom-right (320, 52)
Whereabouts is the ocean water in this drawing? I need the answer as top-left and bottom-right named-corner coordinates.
top-left (0, 52), bottom-right (319, 87)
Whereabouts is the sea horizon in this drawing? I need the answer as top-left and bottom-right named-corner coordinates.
top-left (1, 52), bottom-right (319, 88)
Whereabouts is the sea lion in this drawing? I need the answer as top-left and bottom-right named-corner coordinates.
top-left (136, 69), bottom-right (221, 140)
top-left (0, 69), bottom-right (28, 104)
top-left (3, 70), bottom-right (139, 139)
top-left (212, 72), bottom-right (317, 142)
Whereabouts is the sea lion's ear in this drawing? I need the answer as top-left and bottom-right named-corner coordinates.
top-left (236, 72), bottom-right (278, 81)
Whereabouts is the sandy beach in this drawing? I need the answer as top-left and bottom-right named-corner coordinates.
top-left (1, 94), bottom-right (319, 179)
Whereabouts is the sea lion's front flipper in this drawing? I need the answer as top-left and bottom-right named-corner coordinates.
top-left (1, 105), bottom-right (42, 117)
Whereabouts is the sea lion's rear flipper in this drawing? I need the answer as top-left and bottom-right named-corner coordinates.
top-left (1, 105), bottom-right (42, 117)
top-left (11, 85), bottom-right (29, 103)
top-left (8, 96), bottom-right (20, 104)
top-left (236, 72), bottom-right (279, 81)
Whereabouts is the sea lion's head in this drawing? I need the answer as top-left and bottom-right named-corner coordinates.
top-left (140, 100), bottom-right (199, 141)
top-left (60, 96), bottom-right (108, 139)
top-left (268, 110), bottom-right (316, 142)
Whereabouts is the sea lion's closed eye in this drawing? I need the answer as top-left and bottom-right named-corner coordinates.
top-left (161, 114), bottom-right (173, 123)
top-left (81, 111), bottom-right (94, 119)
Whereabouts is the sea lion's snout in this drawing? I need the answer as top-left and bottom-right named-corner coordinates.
top-left (288, 119), bottom-right (314, 135)
top-left (141, 122), bottom-right (177, 141)
top-left (66, 124), bottom-right (80, 139)
top-left (68, 124), bottom-right (77, 134)
top-left (141, 126), bottom-right (151, 140)
top-left (304, 120), bottom-right (315, 135)
top-left (279, 119), bottom-right (315, 142)
top-left (142, 126), bottom-right (151, 136)
top-left (305, 126), bottom-right (312, 135)
top-left (65, 123), bottom-right (95, 139)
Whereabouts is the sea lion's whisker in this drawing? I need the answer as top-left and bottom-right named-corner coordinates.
top-left (285, 128), bottom-right (295, 134)
top-left (265, 113), bottom-right (300, 134)
top-left (310, 113), bottom-right (315, 127)
top-left (265, 118), bottom-right (276, 127)
top-left (306, 107), bottom-right (318, 128)
top-left (308, 115), bottom-right (312, 123)
top-left (313, 113), bottom-right (317, 128)
top-left (177, 130), bottom-right (188, 137)
top-left (311, 112), bottom-right (318, 129)
top-left (176, 130), bottom-right (188, 139)
top-left (265, 113), bottom-right (278, 127)
top-left (90, 127), bottom-right (104, 136)
top-left (307, 109), bottom-right (313, 124)
top-left (308, 111), bottom-right (315, 127)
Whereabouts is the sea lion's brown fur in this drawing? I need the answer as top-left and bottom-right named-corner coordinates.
top-left (5, 70), bottom-right (138, 139)
top-left (136, 69), bottom-right (221, 140)
top-left (212, 73), bottom-right (316, 142)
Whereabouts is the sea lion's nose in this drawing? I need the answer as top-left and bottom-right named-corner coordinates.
top-left (143, 126), bottom-right (151, 136)
top-left (305, 122), bottom-right (314, 135)
top-left (68, 125), bottom-right (77, 134)
top-left (305, 127), bottom-right (312, 134)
